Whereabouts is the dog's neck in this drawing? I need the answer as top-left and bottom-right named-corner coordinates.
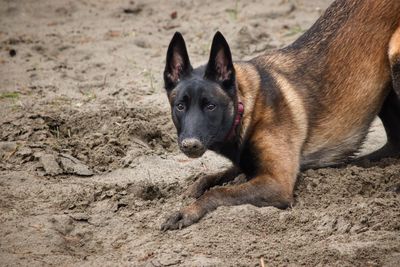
top-left (225, 100), bottom-right (244, 141)
top-left (213, 64), bottom-right (256, 165)
top-left (232, 62), bottom-right (260, 141)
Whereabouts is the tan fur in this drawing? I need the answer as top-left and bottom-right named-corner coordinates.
top-left (301, 1), bottom-right (399, 163)
top-left (233, 0), bottom-right (400, 190)
top-left (389, 27), bottom-right (400, 62)
top-left (233, 63), bottom-right (261, 140)
top-left (161, 0), bottom-right (400, 231)
top-left (271, 70), bottom-right (308, 144)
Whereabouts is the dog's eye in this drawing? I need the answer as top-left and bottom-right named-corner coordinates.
top-left (176, 103), bottom-right (185, 111)
top-left (206, 104), bottom-right (216, 111)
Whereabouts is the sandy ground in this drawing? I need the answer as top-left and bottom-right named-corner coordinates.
top-left (0, 0), bottom-right (399, 266)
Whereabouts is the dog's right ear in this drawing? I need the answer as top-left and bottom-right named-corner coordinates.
top-left (164, 32), bottom-right (192, 91)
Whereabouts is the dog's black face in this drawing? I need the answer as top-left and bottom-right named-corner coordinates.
top-left (163, 32), bottom-right (237, 158)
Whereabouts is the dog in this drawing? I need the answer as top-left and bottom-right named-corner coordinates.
top-left (160, 0), bottom-right (400, 230)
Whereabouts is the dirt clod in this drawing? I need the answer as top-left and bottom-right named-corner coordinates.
top-left (58, 153), bottom-right (93, 176)
top-left (39, 153), bottom-right (63, 175)
top-left (137, 184), bottom-right (164, 200)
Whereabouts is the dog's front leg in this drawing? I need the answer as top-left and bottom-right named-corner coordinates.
top-left (183, 166), bottom-right (241, 199)
top-left (161, 170), bottom-right (296, 231)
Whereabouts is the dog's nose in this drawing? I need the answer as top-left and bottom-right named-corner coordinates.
top-left (181, 138), bottom-right (202, 150)
top-left (180, 138), bottom-right (206, 158)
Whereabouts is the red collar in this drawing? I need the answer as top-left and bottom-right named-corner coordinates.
top-left (225, 101), bottom-right (244, 141)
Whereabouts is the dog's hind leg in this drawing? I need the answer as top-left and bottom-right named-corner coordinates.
top-left (389, 26), bottom-right (400, 98)
top-left (372, 26), bottom-right (400, 158)
top-left (357, 27), bottom-right (400, 162)
top-left (360, 89), bottom-right (400, 161)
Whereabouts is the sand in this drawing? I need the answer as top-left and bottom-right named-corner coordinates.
top-left (0, 0), bottom-right (399, 266)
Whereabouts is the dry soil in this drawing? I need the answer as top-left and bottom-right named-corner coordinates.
top-left (0, 0), bottom-right (399, 266)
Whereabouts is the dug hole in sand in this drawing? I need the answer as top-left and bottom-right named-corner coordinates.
top-left (0, 0), bottom-right (399, 266)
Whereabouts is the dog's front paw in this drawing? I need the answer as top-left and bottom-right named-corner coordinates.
top-left (160, 206), bottom-right (204, 231)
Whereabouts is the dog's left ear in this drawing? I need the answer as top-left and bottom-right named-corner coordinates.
top-left (204, 31), bottom-right (235, 88)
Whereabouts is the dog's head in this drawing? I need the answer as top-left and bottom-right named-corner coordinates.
top-left (163, 32), bottom-right (238, 158)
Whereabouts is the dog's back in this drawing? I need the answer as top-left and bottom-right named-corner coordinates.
top-left (264, 0), bottom-right (400, 167)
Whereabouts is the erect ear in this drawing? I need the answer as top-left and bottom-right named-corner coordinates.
top-left (164, 32), bottom-right (192, 91)
top-left (204, 31), bottom-right (235, 88)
